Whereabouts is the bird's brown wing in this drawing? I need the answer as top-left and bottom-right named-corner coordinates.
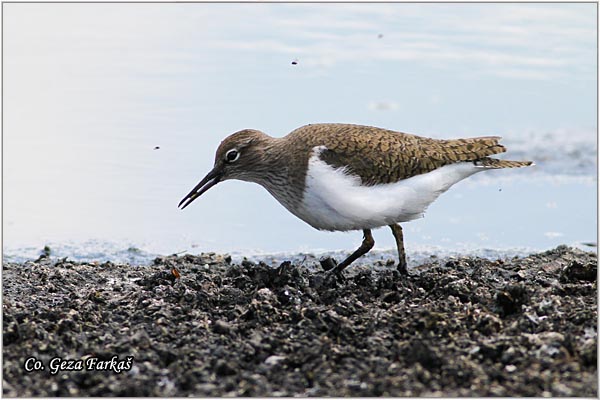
top-left (313, 124), bottom-right (508, 185)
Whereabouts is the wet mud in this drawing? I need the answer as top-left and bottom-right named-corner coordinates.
top-left (2, 246), bottom-right (597, 396)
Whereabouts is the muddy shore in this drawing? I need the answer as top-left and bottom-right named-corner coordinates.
top-left (2, 246), bottom-right (597, 396)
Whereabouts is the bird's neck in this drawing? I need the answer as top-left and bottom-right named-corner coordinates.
top-left (251, 136), bottom-right (288, 183)
top-left (250, 135), bottom-right (308, 210)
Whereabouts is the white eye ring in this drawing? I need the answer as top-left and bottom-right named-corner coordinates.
top-left (225, 148), bottom-right (240, 163)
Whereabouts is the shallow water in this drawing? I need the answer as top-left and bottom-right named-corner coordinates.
top-left (3, 171), bottom-right (596, 266)
top-left (3, 3), bottom-right (597, 264)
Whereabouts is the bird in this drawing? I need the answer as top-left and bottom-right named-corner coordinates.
top-left (179, 123), bottom-right (533, 275)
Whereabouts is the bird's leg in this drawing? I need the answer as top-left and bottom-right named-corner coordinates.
top-left (333, 229), bottom-right (375, 274)
top-left (389, 224), bottom-right (408, 275)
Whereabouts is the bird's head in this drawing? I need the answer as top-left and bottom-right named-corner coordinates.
top-left (178, 129), bottom-right (271, 209)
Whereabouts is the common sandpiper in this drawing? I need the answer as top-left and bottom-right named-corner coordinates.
top-left (179, 123), bottom-right (533, 275)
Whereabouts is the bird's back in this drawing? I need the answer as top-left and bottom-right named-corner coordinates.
top-left (284, 123), bottom-right (528, 186)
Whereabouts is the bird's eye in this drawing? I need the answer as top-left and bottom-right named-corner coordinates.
top-left (225, 149), bottom-right (240, 163)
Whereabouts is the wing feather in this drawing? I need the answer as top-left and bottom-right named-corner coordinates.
top-left (311, 125), bottom-right (509, 185)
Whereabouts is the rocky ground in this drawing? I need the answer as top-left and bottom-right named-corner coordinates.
top-left (2, 245), bottom-right (597, 396)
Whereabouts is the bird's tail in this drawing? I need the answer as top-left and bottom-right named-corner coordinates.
top-left (439, 135), bottom-right (533, 168)
top-left (475, 158), bottom-right (534, 168)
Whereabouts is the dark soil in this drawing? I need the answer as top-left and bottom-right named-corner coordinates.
top-left (2, 245), bottom-right (597, 396)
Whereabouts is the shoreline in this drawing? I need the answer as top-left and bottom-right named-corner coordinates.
top-left (4, 240), bottom-right (596, 268)
top-left (3, 245), bottom-right (597, 396)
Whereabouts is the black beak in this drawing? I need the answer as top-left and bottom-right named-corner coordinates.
top-left (178, 167), bottom-right (222, 210)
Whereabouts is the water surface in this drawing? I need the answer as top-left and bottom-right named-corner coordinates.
top-left (3, 3), bottom-right (597, 264)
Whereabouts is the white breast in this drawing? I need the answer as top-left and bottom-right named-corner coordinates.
top-left (295, 146), bottom-right (484, 231)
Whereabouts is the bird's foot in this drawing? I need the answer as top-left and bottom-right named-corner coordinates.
top-left (397, 261), bottom-right (409, 276)
top-left (316, 256), bottom-right (346, 285)
top-left (324, 268), bottom-right (346, 287)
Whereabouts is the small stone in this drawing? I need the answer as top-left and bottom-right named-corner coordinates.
top-left (256, 288), bottom-right (275, 301)
top-left (264, 355), bottom-right (286, 366)
top-left (214, 360), bottom-right (237, 376)
top-left (212, 320), bottom-right (232, 335)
